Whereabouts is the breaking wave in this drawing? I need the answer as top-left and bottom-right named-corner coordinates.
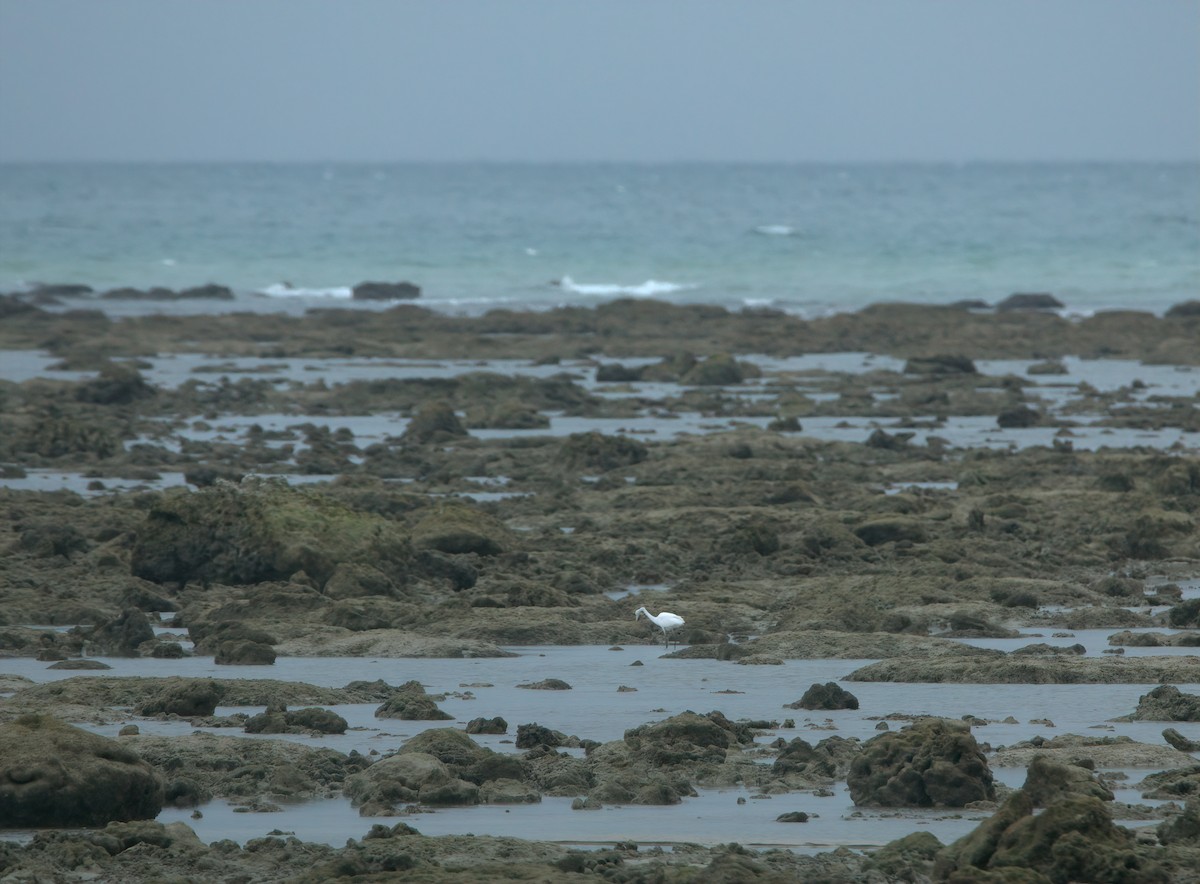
top-left (556, 276), bottom-right (698, 298)
top-left (259, 283), bottom-right (353, 299)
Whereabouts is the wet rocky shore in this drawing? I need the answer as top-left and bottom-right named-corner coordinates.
top-left (2, 293), bottom-right (1199, 881)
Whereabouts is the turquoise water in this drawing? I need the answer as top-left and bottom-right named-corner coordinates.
top-left (1, 162), bottom-right (1197, 315)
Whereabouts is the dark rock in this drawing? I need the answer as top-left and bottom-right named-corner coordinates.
top-left (352, 281), bottom-right (421, 300)
top-left (214, 640), bottom-right (276, 665)
top-left (285, 707), bottom-right (349, 733)
top-left (32, 283), bottom-right (94, 298)
top-left (847, 718), bottom-right (994, 808)
top-left (903, 354), bottom-right (978, 375)
top-left (139, 678), bottom-right (226, 717)
top-left (516, 678), bottom-right (572, 690)
top-left (557, 431), bottom-right (648, 471)
top-left (189, 622), bottom-right (278, 654)
top-left (374, 681), bottom-right (453, 721)
top-left (178, 284), bottom-right (234, 300)
top-left (515, 723), bottom-right (566, 749)
top-left (85, 608), bottom-right (156, 657)
top-left (997, 405), bottom-right (1042, 428)
top-left (18, 522), bottom-right (88, 558)
top-left (623, 711), bottom-right (732, 768)
top-left (596, 363), bottom-right (643, 383)
top-left (149, 641), bottom-right (185, 658)
top-left (996, 292), bottom-right (1064, 311)
top-left (48, 659), bottom-right (110, 670)
top-left (411, 502), bottom-right (512, 557)
top-left (776, 811), bottom-right (809, 822)
top-left (163, 777), bottom-right (210, 809)
top-left (0, 714), bottom-right (164, 826)
top-left (1158, 795), bottom-right (1200, 845)
top-left (130, 480), bottom-right (411, 587)
top-left (76, 362), bottom-right (156, 405)
top-left (680, 353), bottom-right (753, 386)
top-left (465, 716), bottom-right (508, 735)
top-left (865, 429), bottom-right (913, 450)
top-left (936, 794), bottom-right (1166, 883)
top-left (1165, 300), bottom-right (1200, 318)
top-left (1163, 728), bottom-right (1200, 752)
top-left (397, 728), bottom-right (490, 768)
top-left (323, 562), bottom-right (397, 600)
top-left (1167, 599), bottom-right (1200, 628)
top-left (1129, 684), bottom-right (1200, 721)
top-left (864, 831), bottom-right (944, 881)
top-left (787, 682), bottom-right (860, 711)
top-left (1021, 755), bottom-right (1113, 807)
top-left (401, 401), bottom-right (467, 444)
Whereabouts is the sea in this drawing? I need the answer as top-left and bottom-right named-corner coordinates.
top-left (1, 162), bottom-right (1197, 318)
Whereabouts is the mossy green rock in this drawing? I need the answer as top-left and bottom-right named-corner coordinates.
top-left (130, 479), bottom-right (411, 586)
top-left (848, 717), bottom-right (994, 808)
top-left (0, 715), bottom-right (164, 827)
top-left (410, 502), bottom-right (513, 556)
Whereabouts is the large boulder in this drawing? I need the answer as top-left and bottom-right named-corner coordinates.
top-left (623, 711), bottom-right (734, 768)
top-left (1021, 755), bottom-right (1113, 807)
top-left (0, 715), bottom-right (164, 827)
top-left (935, 794), bottom-right (1166, 883)
top-left (787, 682), bottom-right (859, 711)
top-left (138, 678), bottom-right (226, 717)
top-left (1128, 684), bottom-right (1200, 721)
top-left (847, 718), bottom-right (994, 808)
top-left (130, 479), bottom-right (411, 587)
top-left (84, 608), bottom-right (156, 657)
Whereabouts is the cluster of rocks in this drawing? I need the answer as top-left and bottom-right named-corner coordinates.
top-left (1, 296), bottom-right (1198, 879)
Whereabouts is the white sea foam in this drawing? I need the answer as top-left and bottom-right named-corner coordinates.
top-left (259, 283), bottom-right (353, 299)
top-left (557, 276), bottom-right (697, 298)
top-left (753, 224), bottom-right (798, 236)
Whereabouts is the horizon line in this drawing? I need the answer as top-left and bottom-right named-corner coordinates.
top-left (2, 157), bottom-right (1198, 166)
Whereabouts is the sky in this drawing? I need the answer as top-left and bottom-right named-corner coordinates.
top-left (1, 1), bottom-right (1197, 163)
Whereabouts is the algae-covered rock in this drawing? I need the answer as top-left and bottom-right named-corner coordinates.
top-left (323, 562), bottom-right (398, 600)
top-left (138, 678), bottom-right (226, 717)
top-left (401, 400), bottom-right (467, 444)
top-left (84, 607), bottom-right (155, 656)
top-left (410, 501), bottom-right (513, 556)
top-left (1128, 684), bottom-right (1200, 722)
top-left (130, 479), bottom-right (411, 586)
top-left (466, 716), bottom-right (508, 735)
top-left (214, 639), bottom-right (276, 665)
top-left (556, 431), bottom-right (648, 471)
top-left (941, 796), bottom-right (1167, 883)
top-left (1021, 755), bottom-right (1114, 807)
top-left (374, 681), bottom-right (453, 721)
top-left (0, 714), bottom-right (164, 826)
top-left (847, 717), bottom-right (994, 808)
top-left (623, 711), bottom-right (733, 768)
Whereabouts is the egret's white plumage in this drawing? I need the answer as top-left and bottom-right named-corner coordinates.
top-left (635, 606), bottom-right (685, 647)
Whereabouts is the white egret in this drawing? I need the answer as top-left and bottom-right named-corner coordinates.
top-left (635, 606), bottom-right (685, 648)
